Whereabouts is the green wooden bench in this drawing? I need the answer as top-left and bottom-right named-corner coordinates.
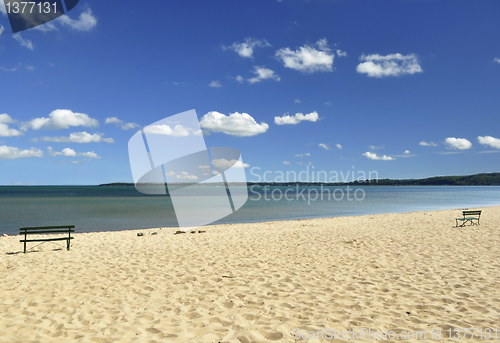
top-left (20, 225), bottom-right (75, 254)
top-left (455, 210), bottom-right (481, 227)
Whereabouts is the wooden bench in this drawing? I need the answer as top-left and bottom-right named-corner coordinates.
top-left (455, 210), bottom-right (481, 227)
top-left (20, 225), bottom-right (75, 254)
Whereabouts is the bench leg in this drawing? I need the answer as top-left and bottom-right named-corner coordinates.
top-left (67, 239), bottom-right (70, 251)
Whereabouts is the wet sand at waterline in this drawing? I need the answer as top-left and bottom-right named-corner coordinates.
top-left (1, 206), bottom-right (499, 342)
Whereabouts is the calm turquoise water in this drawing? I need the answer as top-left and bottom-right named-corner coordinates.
top-left (1, 185), bottom-right (499, 235)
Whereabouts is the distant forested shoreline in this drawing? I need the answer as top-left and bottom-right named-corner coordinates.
top-left (99, 172), bottom-right (500, 187)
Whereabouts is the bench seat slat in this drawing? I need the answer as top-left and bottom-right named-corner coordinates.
top-left (20, 229), bottom-right (75, 234)
top-left (20, 237), bottom-right (74, 243)
top-left (20, 225), bottom-right (75, 231)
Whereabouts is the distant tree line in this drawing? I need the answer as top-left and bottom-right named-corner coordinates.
top-left (99, 172), bottom-right (500, 187)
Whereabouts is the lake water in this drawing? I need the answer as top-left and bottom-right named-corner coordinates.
top-left (1, 185), bottom-right (499, 235)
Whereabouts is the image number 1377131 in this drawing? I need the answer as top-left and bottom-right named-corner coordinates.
top-left (2, 0), bottom-right (80, 33)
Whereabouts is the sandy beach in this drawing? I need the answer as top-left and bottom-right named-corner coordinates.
top-left (0, 206), bottom-right (499, 342)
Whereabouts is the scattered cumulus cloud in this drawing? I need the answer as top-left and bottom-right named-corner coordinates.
top-left (212, 158), bottom-right (249, 170)
top-left (165, 171), bottom-right (198, 180)
top-left (223, 38), bottom-right (271, 58)
top-left (283, 161), bottom-right (291, 165)
top-left (296, 161), bottom-right (313, 166)
top-left (336, 49), bottom-right (347, 57)
top-left (335, 144), bottom-right (342, 150)
top-left (419, 141), bottom-right (438, 147)
top-left (38, 131), bottom-right (114, 144)
top-left (22, 109), bottom-right (98, 131)
top-left (0, 66), bottom-right (17, 72)
top-left (47, 147), bottom-right (100, 159)
top-left (356, 53), bottom-right (423, 78)
top-left (275, 38), bottom-right (335, 73)
top-left (295, 153), bottom-right (310, 158)
top-left (274, 111), bottom-right (319, 125)
top-left (494, 58), bottom-right (500, 64)
top-left (478, 136), bottom-right (500, 149)
top-left (404, 150), bottom-right (410, 154)
top-left (444, 137), bottom-right (472, 150)
top-left (0, 25), bottom-right (4, 37)
top-left (0, 114), bottom-right (23, 137)
top-left (105, 117), bottom-right (140, 130)
top-left (199, 111), bottom-right (269, 137)
top-left (318, 143), bottom-right (330, 150)
top-left (0, 145), bottom-right (43, 159)
top-left (248, 66), bottom-right (280, 84)
top-left (294, 98), bottom-right (301, 104)
top-left (58, 8), bottom-right (97, 31)
top-left (143, 124), bottom-right (199, 137)
top-left (369, 144), bottom-right (385, 150)
top-left (13, 33), bottom-right (34, 50)
top-left (209, 80), bottom-right (222, 88)
top-left (235, 75), bottom-right (244, 83)
top-left (362, 152), bottom-right (394, 161)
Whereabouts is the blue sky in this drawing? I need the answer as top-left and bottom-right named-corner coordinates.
top-left (0, 0), bottom-right (499, 185)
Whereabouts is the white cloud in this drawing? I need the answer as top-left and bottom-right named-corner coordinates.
top-left (335, 144), bottom-right (342, 150)
top-left (294, 98), bottom-right (301, 104)
top-left (199, 111), bottom-right (269, 137)
top-left (318, 143), bottom-right (330, 150)
top-left (143, 124), bottom-right (194, 137)
top-left (356, 53), bottom-right (422, 78)
top-left (275, 111), bottom-right (319, 125)
top-left (362, 152), bottom-right (394, 161)
top-left (47, 146), bottom-right (100, 159)
top-left (296, 161), bottom-right (313, 166)
top-left (248, 66), bottom-right (280, 84)
top-left (295, 153), bottom-right (310, 158)
top-left (404, 150), bottom-right (410, 154)
top-left (39, 131), bottom-right (114, 144)
top-left (235, 75), bottom-right (244, 83)
top-left (419, 141), bottom-right (438, 147)
top-left (212, 158), bottom-right (249, 170)
top-left (223, 38), bottom-right (271, 58)
top-left (369, 144), bottom-right (384, 150)
top-left (275, 38), bottom-right (334, 73)
top-left (33, 21), bottom-right (58, 32)
top-left (0, 25), bottom-right (4, 37)
top-left (209, 80), bottom-right (222, 88)
top-left (478, 136), bottom-right (500, 149)
top-left (13, 33), bottom-right (34, 51)
top-left (283, 161), bottom-right (291, 165)
top-left (165, 171), bottom-right (198, 180)
top-left (444, 137), bottom-right (472, 150)
top-left (58, 8), bottom-right (97, 31)
top-left (336, 49), bottom-right (347, 57)
top-left (0, 114), bottom-right (23, 137)
top-left (105, 117), bottom-right (140, 130)
top-left (0, 66), bottom-right (17, 72)
top-left (0, 2), bottom-right (6, 15)
top-left (0, 145), bottom-right (43, 159)
top-left (23, 109), bottom-right (98, 131)
top-left (494, 58), bottom-right (500, 64)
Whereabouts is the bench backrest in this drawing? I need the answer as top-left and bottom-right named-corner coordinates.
top-left (462, 210), bottom-right (481, 216)
top-left (20, 225), bottom-right (75, 235)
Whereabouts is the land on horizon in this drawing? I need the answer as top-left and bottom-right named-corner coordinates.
top-left (98, 172), bottom-right (500, 187)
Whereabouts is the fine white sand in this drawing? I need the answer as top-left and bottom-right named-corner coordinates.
top-left (0, 206), bottom-right (499, 342)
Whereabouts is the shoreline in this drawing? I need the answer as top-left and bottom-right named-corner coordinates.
top-left (1, 206), bottom-right (499, 342)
